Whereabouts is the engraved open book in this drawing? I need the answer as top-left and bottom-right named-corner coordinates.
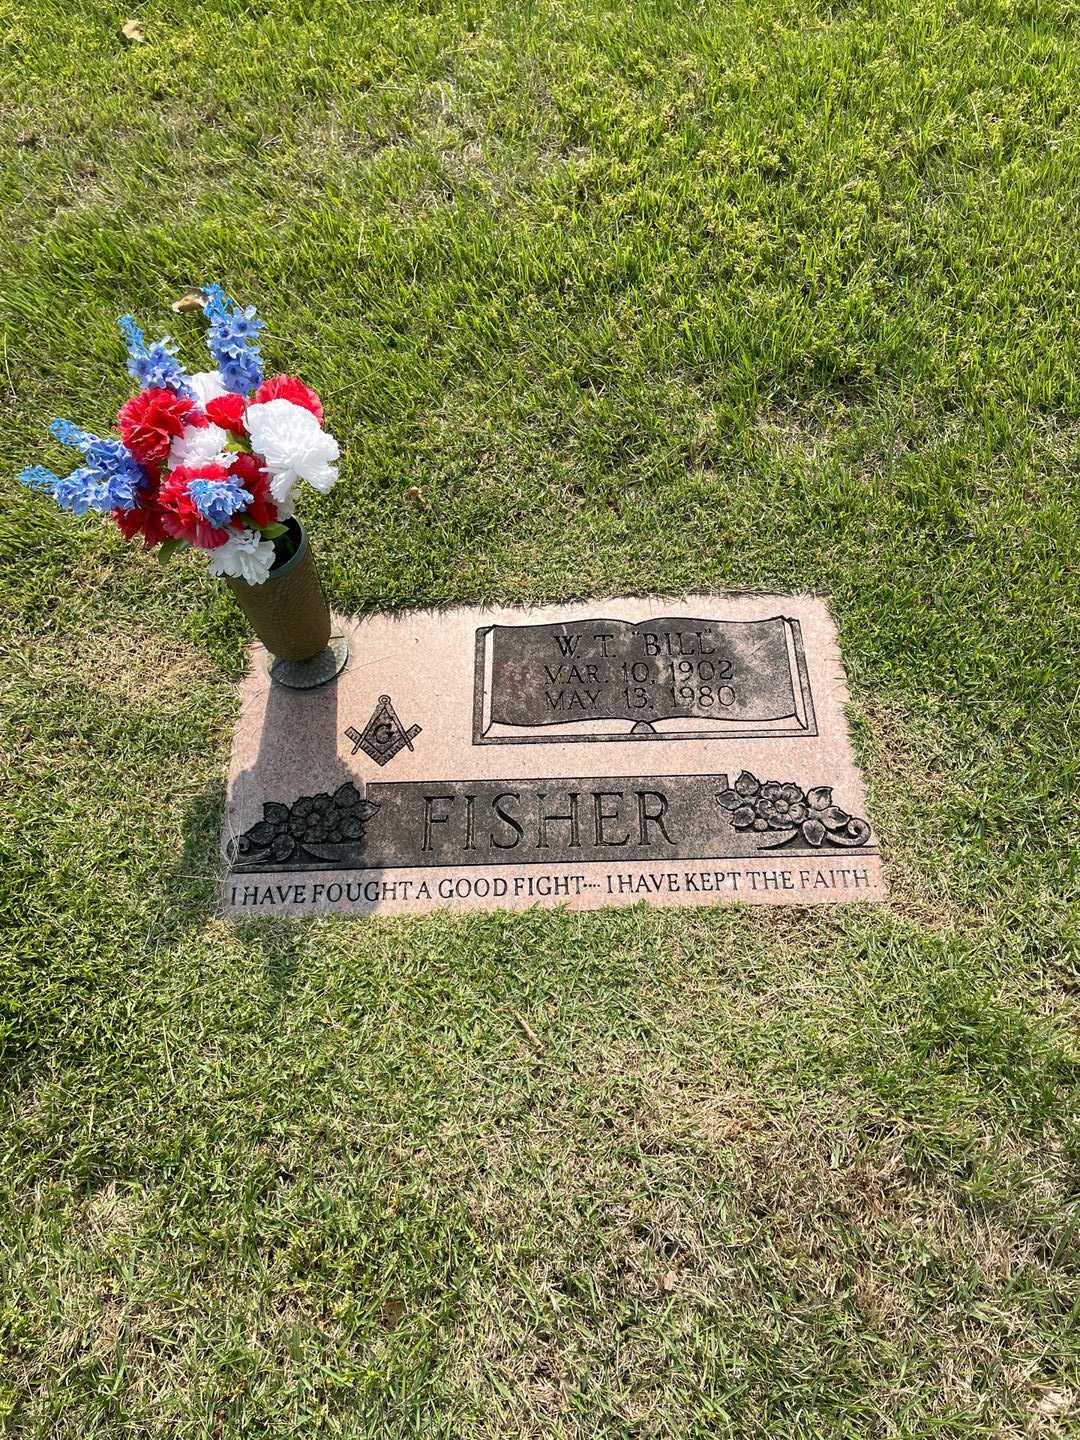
top-left (473, 615), bottom-right (817, 744)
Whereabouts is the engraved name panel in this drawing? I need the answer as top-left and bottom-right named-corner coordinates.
top-left (474, 615), bottom-right (816, 744)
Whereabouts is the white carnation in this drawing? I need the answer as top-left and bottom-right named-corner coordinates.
top-left (245, 398), bottom-right (339, 504)
top-left (206, 529), bottom-right (277, 586)
top-left (188, 370), bottom-right (229, 407)
top-left (168, 421), bottom-right (232, 470)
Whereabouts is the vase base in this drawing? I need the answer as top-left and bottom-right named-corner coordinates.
top-left (268, 634), bottom-right (349, 690)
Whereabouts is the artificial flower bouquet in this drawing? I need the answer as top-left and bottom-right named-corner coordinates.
top-left (19, 285), bottom-right (339, 586)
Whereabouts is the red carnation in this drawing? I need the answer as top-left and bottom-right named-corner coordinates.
top-left (230, 451), bottom-right (278, 529)
top-left (253, 374), bottom-right (323, 423)
top-left (206, 393), bottom-right (248, 436)
top-left (117, 387), bottom-right (196, 469)
top-left (112, 478), bottom-right (171, 549)
top-left (158, 464), bottom-right (236, 549)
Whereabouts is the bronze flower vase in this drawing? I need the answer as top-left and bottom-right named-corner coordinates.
top-left (223, 518), bottom-right (349, 689)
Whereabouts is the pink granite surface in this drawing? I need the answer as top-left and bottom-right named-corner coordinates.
top-left (221, 595), bottom-right (885, 917)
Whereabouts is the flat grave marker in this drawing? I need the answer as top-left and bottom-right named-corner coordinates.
top-left (221, 595), bottom-right (885, 917)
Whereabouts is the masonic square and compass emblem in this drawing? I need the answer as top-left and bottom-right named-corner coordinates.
top-left (345, 694), bottom-right (423, 767)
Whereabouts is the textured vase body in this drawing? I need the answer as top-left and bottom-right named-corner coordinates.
top-left (223, 520), bottom-right (332, 662)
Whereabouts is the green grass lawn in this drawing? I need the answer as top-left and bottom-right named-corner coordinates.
top-left (2, 0), bottom-right (1079, 1432)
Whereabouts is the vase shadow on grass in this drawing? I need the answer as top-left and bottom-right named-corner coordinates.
top-left (160, 796), bottom-right (311, 1013)
top-left (161, 643), bottom-right (389, 1006)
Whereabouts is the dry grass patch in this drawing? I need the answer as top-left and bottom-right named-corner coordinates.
top-left (453, 1060), bottom-right (1078, 1435)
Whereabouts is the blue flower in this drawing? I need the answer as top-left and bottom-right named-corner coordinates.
top-left (53, 468), bottom-right (108, 516)
top-left (187, 474), bottom-right (252, 526)
top-left (18, 463), bottom-right (105, 516)
top-left (202, 283), bottom-right (264, 395)
top-left (118, 314), bottom-right (193, 396)
top-left (49, 418), bottom-right (95, 451)
top-left (47, 418), bottom-right (147, 511)
top-left (19, 463), bottom-right (63, 493)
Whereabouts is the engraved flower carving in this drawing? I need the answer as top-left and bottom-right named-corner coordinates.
top-left (232, 782), bottom-right (379, 868)
top-left (716, 771), bottom-right (871, 850)
top-left (719, 768), bottom-right (767, 831)
top-left (756, 781), bottom-right (808, 828)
